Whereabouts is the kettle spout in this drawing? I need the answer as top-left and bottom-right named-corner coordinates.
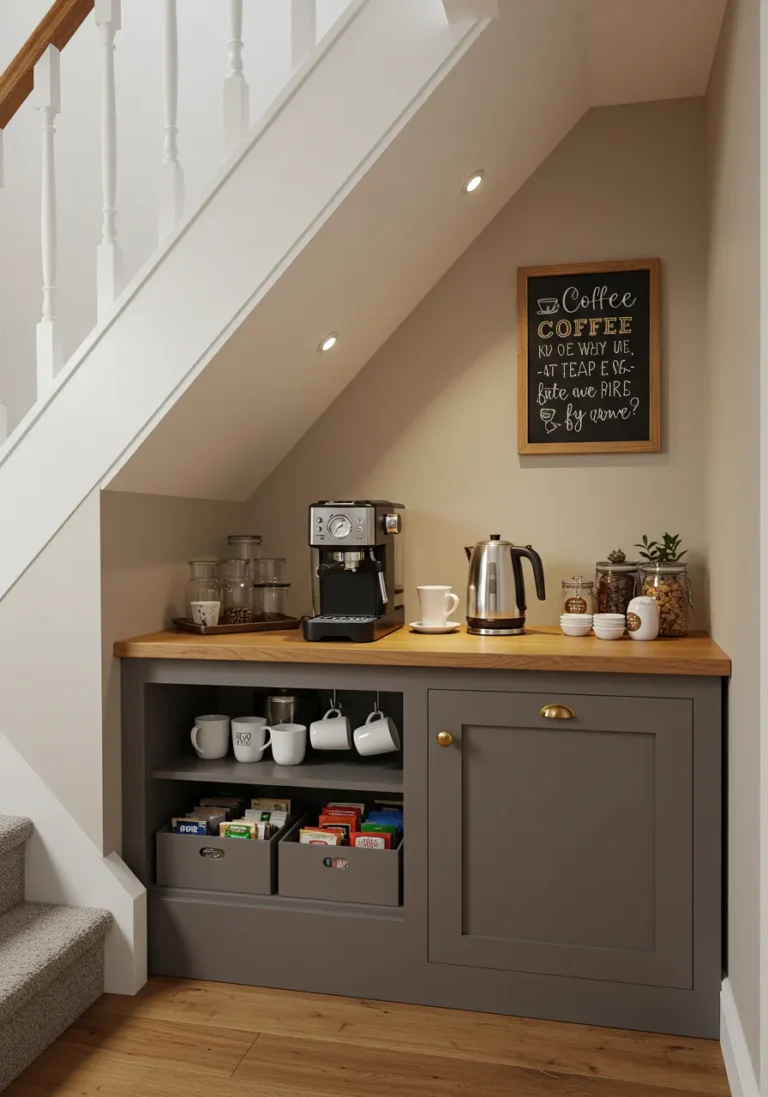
top-left (464, 546), bottom-right (472, 561)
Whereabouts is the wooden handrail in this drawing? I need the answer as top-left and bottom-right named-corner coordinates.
top-left (0, 0), bottom-right (94, 129)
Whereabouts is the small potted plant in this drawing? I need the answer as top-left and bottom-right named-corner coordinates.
top-left (634, 534), bottom-right (691, 637)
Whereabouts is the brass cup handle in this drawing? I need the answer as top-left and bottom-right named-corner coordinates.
top-left (436, 731), bottom-right (454, 747)
top-left (540, 704), bottom-right (575, 720)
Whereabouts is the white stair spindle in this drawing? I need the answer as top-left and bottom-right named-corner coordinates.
top-left (34, 45), bottom-right (63, 392)
top-left (223, 0), bottom-right (249, 150)
top-left (0, 129), bottom-right (6, 443)
top-left (291, 0), bottom-right (317, 70)
top-left (95, 0), bottom-right (122, 322)
top-left (159, 0), bottom-right (184, 239)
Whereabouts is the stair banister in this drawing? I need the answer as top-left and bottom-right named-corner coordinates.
top-left (34, 45), bottom-right (62, 391)
top-left (95, 0), bottom-right (122, 322)
top-left (224, 0), bottom-right (249, 151)
top-left (159, 0), bottom-right (184, 240)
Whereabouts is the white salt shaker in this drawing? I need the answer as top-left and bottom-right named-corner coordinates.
top-left (626, 596), bottom-right (660, 641)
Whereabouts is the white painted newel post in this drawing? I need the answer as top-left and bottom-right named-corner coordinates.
top-left (224, 0), bottom-right (249, 150)
top-left (159, 0), bottom-right (184, 239)
top-left (291, 0), bottom-right (317, 71)
top-left (0, 130), bottom-right (7, 443)
top-left (34, 45), bottom-right (63, 393)
top-left (95, 0), bottom-right (122, 322)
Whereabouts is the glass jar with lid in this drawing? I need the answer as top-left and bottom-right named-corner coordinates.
top-left (253, 578), bottom-right (291, 622)
top-left (226, 535), bottom-right (262, 580)
top-left (640, 562), bottom-right (692, 637)
top-left (561, 576), bottom-right (594, 616)
top-left (186, 560), bottom-right (220, 618)
top-left (595, 559), bottom-right (640, 616)
top-left (220, 559), bottom-right (255, 624)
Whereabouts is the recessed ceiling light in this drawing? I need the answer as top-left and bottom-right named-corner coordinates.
top-left (463, 170), bottom-right (484, 194)
top-left (318, 333), bottom-right (338, 353)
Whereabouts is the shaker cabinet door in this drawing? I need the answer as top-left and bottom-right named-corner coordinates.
top-left (428, 689), bottom-right (693, 988)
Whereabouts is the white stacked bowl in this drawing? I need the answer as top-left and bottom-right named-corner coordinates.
top-left (560, 613), bottom-right (593, 637)
top-left (592, 613), bottom-right (626, 640)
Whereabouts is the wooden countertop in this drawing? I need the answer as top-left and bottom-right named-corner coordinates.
top-left (114, 625), bottom-right (730, 676)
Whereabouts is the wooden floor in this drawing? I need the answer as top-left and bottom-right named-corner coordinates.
top-left (8, 979), bottom-right (730, 1097)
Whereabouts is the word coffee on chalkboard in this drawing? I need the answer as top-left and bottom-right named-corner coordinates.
top-left (517, 259), bottom-right (660, 454)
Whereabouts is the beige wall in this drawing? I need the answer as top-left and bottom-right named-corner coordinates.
top-left (100, 489), bottom-right (246, 852)
top-left (706, 0), bottom-right (761, 1073)
top-left (244, 98), bottom-right (708, 627)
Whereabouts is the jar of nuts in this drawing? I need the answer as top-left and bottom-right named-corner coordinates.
top-left (220, 559), bottom-right (254, 624)
top-left (595, 558), bottom-right (640, 616)
top-left (640, 563), bottom-right (692, 637)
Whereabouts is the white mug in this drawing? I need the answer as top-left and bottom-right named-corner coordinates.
top-left (310, 707), bottom-right (352, 751)
top-left (269, 723), bottom-right (307, 766)
top-left (232, 716), bottom-right (271, 762)
top-left (417, 585), bottom-right (459, 627)
top-left (191, 601), bottom-right (221, 627)
top-left (190, 715), bottom-right (229, 759)
top-left (354, 711), bottom-right (401, 757)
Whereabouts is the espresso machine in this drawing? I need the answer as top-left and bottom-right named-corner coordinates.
top-left (303, 501), bottom-right (405, 642)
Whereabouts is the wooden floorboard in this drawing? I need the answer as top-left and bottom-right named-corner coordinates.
top-left (6, 977), bottom-right (730, 1097)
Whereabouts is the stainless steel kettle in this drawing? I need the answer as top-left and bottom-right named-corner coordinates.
top-left (464, 535), bottom-right (546, 636)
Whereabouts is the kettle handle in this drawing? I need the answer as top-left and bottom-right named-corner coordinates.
top-left (511, 546), bottom-right (547, 602)
top-left (510, 551), bottom-right (526, 613)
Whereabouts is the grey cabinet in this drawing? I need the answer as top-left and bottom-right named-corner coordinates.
top-left (428, 689), bottom-right (693, 988)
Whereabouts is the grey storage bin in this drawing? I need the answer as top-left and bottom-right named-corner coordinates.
top-left (278, 818), bottom-right (403, 907)
top-left (156, 823), bottom-right (287, 896)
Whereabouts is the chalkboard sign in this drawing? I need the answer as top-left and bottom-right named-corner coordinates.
top-left (518, 259), bottom-right (660, 454)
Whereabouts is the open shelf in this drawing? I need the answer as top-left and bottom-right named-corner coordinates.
top-left (152, 755), bottom-right (404, 792)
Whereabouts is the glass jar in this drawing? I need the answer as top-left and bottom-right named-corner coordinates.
top-left (561, 576), bottom-right (594, 616)
top-left (186, 560), bottom-right (220, 618)
top-left (595, 561), bottom-right (640, 616)
top-left (253, 579), bottom-right (291, 622)
top-left (254, 557), bottom-right (286, 581)
top-left (220, 559), bottom-right (255, 624)
top-left (226, 535), bottom-right (262, 580)
top-left (640, 563), bottom-right (692, 637)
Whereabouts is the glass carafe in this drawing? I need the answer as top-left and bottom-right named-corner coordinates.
top-left (186, 560), bottom-right (220, 618)
top-left (254, 579), bottom-right (291, 622)
top-left (220, 559), bottom-right (255, 624)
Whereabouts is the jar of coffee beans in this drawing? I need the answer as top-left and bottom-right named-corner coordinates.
top-left (640, 563), bottom-right (692, 637)
top-left (220, 559), bottom-right (254, 624)
top-left (595, 560), bottom-right (640, 616)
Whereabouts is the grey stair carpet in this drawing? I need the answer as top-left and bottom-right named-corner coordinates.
top-left (0, 816), bottom-right (33, 918)
top-left (0, 819), bottom-right (113, 1092)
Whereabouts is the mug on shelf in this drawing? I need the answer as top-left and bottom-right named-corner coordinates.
top-left (231, 716), bottom-right (271, 762)
top-left (190, 715), bottom-right (229, 759)
top-left (417, 585), bottom-right (459, 627)
top-left (353, 710), bottom-right (401, 757)
top-left (269, 723), bottom-right (307, 766)
top-left (310, 707), bottom-right (352, 751)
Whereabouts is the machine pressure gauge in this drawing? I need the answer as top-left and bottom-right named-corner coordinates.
top-left (328, 514), bottom-right (352, 539)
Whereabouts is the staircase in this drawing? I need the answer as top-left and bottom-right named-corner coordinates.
top-left (0, 815), bottom-right (111, 1090)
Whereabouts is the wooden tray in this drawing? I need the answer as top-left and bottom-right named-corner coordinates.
top-left (173, 617), bottom-right (301, 636)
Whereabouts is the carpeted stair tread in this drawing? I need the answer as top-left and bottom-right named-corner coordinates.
top-left (0, 901), bottom-right (111, 1021)
top-left (0, 815), bottom-right (33, 856)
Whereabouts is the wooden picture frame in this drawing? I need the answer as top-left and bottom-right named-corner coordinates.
top-left (517, 258), bottom-right (661, 455)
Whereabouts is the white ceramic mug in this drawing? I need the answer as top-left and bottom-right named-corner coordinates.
top-left (310, 707), bottom-right (352, 751)
top-left (354, 711), bottom-right (401, 757)
top-left (231, 716), bottom-right (271, 762)
top-left (190, 715), bottom-right (229, 759)
top-left (417, 585), bottom-right (459, 627)
top-left (191, 600), bottom-right (221, 627)
top-left (269, 723), bottom-right (307, 766)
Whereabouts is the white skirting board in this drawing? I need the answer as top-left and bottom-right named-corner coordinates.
top-left (721, 979), bottom-right (760, 1097)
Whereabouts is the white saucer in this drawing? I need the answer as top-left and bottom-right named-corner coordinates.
top-left (409, 621), bottom-right (461, 634)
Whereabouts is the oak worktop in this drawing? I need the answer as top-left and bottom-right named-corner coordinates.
top-left (114, 625), bottom-right (730, 676)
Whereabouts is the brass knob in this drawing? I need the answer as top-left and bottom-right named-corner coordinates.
top-left (540, 704), bottom-right (575, 720)
top-left (436, 731), bottom-right (454, 747)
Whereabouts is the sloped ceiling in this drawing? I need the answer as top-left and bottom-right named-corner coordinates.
top-left (109, 0), bottom-right (725, 502)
